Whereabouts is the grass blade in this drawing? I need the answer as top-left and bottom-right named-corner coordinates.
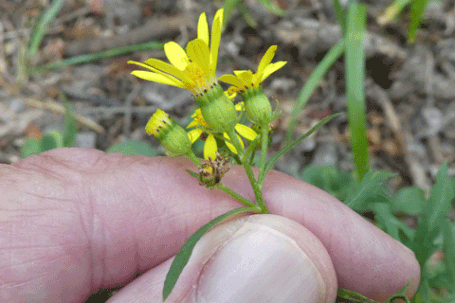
top-left (265, 114), bottom-right (339, 179)
top-left (408, 0), bottom-right (430, 43)
top-left (345, 2), bottom-right (369, 180)
top-left (378, 0), bottom-right (412, 25)
top-left (163, 206), bottom-right (260, 301)
top-left (27, 0), bottom-right (65, 59)
top-left (285, 40), bottom-right (344, 145)
top-left (30, 41), bottom-right (164, 74)
top-left (332, 0), bottom-right (347, 35)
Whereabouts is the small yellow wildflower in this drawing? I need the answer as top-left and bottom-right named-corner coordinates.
top-left (219, 45), bottom-right (286, 93)
top-left (187, 107), bottom-right (257, 160)
top-left (219, 45), bottom-right (286, 126)
top-left (146, 109), bottom-right (192, 155)
top-left (128, 9), bottom-right (223, 96)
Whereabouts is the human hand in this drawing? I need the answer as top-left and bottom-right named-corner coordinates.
top-left (0, 148), bottom-right (420, 302)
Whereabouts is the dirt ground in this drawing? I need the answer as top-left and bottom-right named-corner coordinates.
top-left (1, 0), bottom-right (455, 191)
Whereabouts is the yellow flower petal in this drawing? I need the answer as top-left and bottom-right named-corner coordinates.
top-left (256, 45), bottom-right (277, 78)
top-left (223, 132), bottom-right (244, 154)
top-left (129, 60), bottom-right (184, 86)
top-left (210, 8), bottom-right (223, 79)
top-left (130, 71), bottom-right (184, 88)
top-left (235, 102), bottom-right (244, 111)
top-left (143, 58), bottom-right (194, 85)
top-left (186, 39), bottom-right (210, 79)
top-left (197, 12), bottom-right (209, 46)
top-left (219, 74), bottom-right (245, 88)
top-left (187, 128), bottom-right (203, 143)
top-left (259, 61), bottom-right (287, 83)
top-left (164, 41), bottom-right (189, 70)
top-left (204, 134), bottom-right (217, 160)
top-left (234, 70), bottom-right (254, 85)
top-left (235, 124), bottom-right (257, 141)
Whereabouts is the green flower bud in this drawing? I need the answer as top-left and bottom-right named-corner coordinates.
top-left (195, 84), bottom-right (237, 133)
top-left (241, 85), bottom-right (272, 127)
top-left (145, 109), bottom-right (191, 155)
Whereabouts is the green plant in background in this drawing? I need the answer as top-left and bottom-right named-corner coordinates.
top-left (21, 98), bottom-right (77, 158)
top-left (378, 0), bottom-right (431, 43)
top-left (223, 0), bottom-right (285, 28)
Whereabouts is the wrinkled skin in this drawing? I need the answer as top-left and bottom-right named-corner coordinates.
top-left (0, 148), bottom-right (420, 302)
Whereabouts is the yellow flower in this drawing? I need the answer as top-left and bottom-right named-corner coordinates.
top-left (128, 9), bottom-right (223, 96)
top-left (219, 45), bottom-right (286, 93)
top-left (187, 106), bottom-right (257, 160)
top-left (145, 109), bottom-right (192, 155)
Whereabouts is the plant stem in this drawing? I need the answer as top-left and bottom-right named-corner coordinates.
top-left (185, 151), bottom-right (202, 166)
top-left (216, 183), bottom-right (258, 208)
top-left (258, 125), bottom-right (269, 187)
top-left (226, 129), bottom-right (268, 213)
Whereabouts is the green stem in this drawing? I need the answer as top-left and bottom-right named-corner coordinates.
top-left (216, 183), bottom-right (258, 208)
top-left (226, 129), bottom-right (268, 213)
top-left (258, 125), bottom-right (269, 187)
top-left (185, 151), bottom-right (202, 166)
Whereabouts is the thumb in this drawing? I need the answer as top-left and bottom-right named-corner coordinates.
top-left (109, 214), bottom-right (337, 303)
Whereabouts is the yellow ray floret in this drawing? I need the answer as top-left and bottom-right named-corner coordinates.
top-left (187, 107), bottom-right (257, 160)
top-left (128, 9), bottom-right (224, 96)
top-left (219, 45), bottom-right (286, 92)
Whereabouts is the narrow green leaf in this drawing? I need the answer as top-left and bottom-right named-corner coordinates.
top-left (378, 0), bottom-right (412, 25)
top-left (62, 97), bottom-right (77, 147)
top-left (163, 206), bottom-right (260, 301)
top-left (27, 0), bottom-right (65, 58)
top-left (408, 0), bottom-right (430, 43)
top-left (384, 280), bottom-right (412, 303)
top-left (31, 41), bottom-right (163, 74)
top-left (107, 141), bottom-right (157, 157)
top-left (257, 0), bottom-right (285, 16)
top-left (285, 40), bottom-right (344, 145)
top-left (345, 2), bottom-right (369, 180)
top-left (223, 0), bottom-right (239, 27)
top-left (236, 1), bottom-right (257, 28)
top-left (332, 0), bottom-right (346, 35)
top-left (266, 114), bottom-right (339, 177)
top-left (337, 287), bottom-right (379, 302)
top-left (345, 170), bottom-right (396, 212)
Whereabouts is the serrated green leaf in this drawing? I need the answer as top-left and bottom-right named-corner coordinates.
top-left (392, 186), bottom-right (426, 215)
top-left (345, 170), bottom-right (396, 212)
top-left (163, 206), bottom-right (260, 301)
top-left (300, 165), bottom-right (355, 202)
top-left (40, 130), bottom-right (64, 152)
top-left (266, 114), bottom-right (339, 176)
top-left (21, 138), bottom-right (41, 158)
top-left (409, 163), bottom-right (455, 268)
top-left (373, 203), bottom-right (415, 242)
top-left (107, 141), bottom-right (157, 157)
top-left (441, 219), bottom-right (455, 291)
